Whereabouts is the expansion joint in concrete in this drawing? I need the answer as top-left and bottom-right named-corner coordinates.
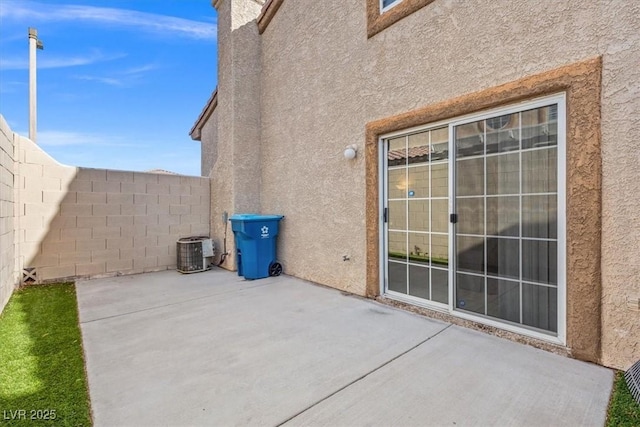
top-left (275, 324), bottom-right (453, 426)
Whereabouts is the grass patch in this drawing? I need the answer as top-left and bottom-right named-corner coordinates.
top-left (0, 283), bottom-right (92, 426)
top-left (607, 371), bottom-right (640, 426)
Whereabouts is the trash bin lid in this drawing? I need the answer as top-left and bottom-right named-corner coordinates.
top-left (229, 214), bottom-right (284, 222)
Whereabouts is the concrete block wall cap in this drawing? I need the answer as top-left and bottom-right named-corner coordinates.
top-left (22, 136), bottom-right (76, 170)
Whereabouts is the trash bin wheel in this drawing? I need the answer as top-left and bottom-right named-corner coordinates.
top-left (269, 262), bottom-right (283, 277)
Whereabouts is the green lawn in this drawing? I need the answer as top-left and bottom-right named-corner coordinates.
top-left (607, 371), bottom-right (640, 426)
top-left (0, 283), bottom-right (92, 426)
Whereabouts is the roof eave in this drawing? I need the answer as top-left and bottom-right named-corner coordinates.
top-left (257, 0), bottom-right (284, 34)
top-left (190, 88), bottom-right (218, 141)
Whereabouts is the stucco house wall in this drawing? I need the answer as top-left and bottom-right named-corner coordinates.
top-left (193, 89), bottom-right (219, 178)
top-left (197, 0), bottom-right (639, 370)
top-left (259, 0), bottom-right (639, 370)
top-left (197, 0), bottom-right (265, 271)
top-left (201, 109), bottom-right (218, 178)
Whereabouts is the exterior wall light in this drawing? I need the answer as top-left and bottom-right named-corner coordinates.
top-left (344, 144), bottom-right (357, 160)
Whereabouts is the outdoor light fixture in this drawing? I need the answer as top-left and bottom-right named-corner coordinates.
top-left (344, 144), bottom-right (357, 160)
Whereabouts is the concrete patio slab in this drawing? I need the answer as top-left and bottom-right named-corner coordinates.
top-left (76, 268), bottom-right (272, 323)
top-left (76, 269), bottom-right (613, 427)
top-left (287, 326), bottom-right (612, 426)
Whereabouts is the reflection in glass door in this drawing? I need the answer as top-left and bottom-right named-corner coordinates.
top-left (454, 104), bottom-right (560, 333)
top-left (386, 127), bottom-right (449, 305)
top-left (382, 96), bottom-right (564, 338)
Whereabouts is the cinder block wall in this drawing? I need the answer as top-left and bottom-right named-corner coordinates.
top-left (0, 116), bottom-right (17, 312)
top-left (12, 123), bottom-right (210, 284)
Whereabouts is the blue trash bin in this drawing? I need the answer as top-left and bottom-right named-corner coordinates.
top-left (229, 214), bottom-right (284, 280)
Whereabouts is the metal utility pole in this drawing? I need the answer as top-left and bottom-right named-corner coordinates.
top-left (28, 27), bottom-right (43, 143)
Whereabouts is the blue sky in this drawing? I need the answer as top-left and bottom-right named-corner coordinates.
top-left (0, 0), bottom-right (218, 176)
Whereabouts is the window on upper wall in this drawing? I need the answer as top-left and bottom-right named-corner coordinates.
top-left (381, 0), bottom-right (402, 12)
top-left (367, 0), bottom-right (436, 38)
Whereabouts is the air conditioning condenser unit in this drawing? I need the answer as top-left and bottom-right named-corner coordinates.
top-left (177, 236), bottom-right (215, 273)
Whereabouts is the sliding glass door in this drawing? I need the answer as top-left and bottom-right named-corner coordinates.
top-left (386, 127), bottom-right (449, 307)
top-left (382, 95), bottom-right (564, 340)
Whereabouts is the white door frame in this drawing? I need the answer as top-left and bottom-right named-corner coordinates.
top-left (379, 93), bottom-right (567, 345)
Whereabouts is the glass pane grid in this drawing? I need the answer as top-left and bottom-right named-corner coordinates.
top-left (454, 105), bottom-right (559, 333)
top-left (386, 103), bottom-right (559, 336)
top-left (484, 124), bottom-right (488, 316)
top-left (454, 270), bottom-right (557, 287)
top-left (388, 159), bottom-right (448, 171)
top-left (457, 233), bottom-right (556, 242)
top-left (519, 132), bottom-right (523, 324)
top-left (485, 192), bottom-right (557, 198)
top-left (386, 128), bottom-right (449, 305)
top-left (389, 229), bottom-right (428, 234)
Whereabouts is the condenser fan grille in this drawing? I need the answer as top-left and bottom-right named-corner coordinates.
top-left (177, 237), bottom-right (208, 273)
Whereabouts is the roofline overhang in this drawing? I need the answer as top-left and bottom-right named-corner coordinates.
top-left (257, 0), bottom-right (284, 34)
top-left (189, 88), bottom-right (218, 141)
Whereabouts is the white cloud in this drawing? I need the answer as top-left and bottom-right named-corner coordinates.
top-left (122, 64), bottom-right (158, 75)
top-left (0, 51), bottom-right (125, 70)
top-left (73, 75), bottom-right (125, 87)
top-left (73, 62), bottom-right (158, 87)
top-left (37, 130), bottom-right (137, 147)
top-left (0, 1), bottom-right (216, 40)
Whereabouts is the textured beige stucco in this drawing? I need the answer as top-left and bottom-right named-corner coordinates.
top-left (257, 0), bottom-right (283, 34)
top-left (206, 0), bottom-right (640, 369)
top-left (201, 108), bottom-right (218, 177)
top-left (259, 0), bottom-right (369, 294)
top-left (365, 0), bottom-right (436, 37)
top-left (598, 2), bottom-right (640, 370)
top-left (203, 99), bottom-right (230, 268)
top-left (212, 0), bottom-right (264, 271)
top-left (212, 0), bottom-right (237, 270)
